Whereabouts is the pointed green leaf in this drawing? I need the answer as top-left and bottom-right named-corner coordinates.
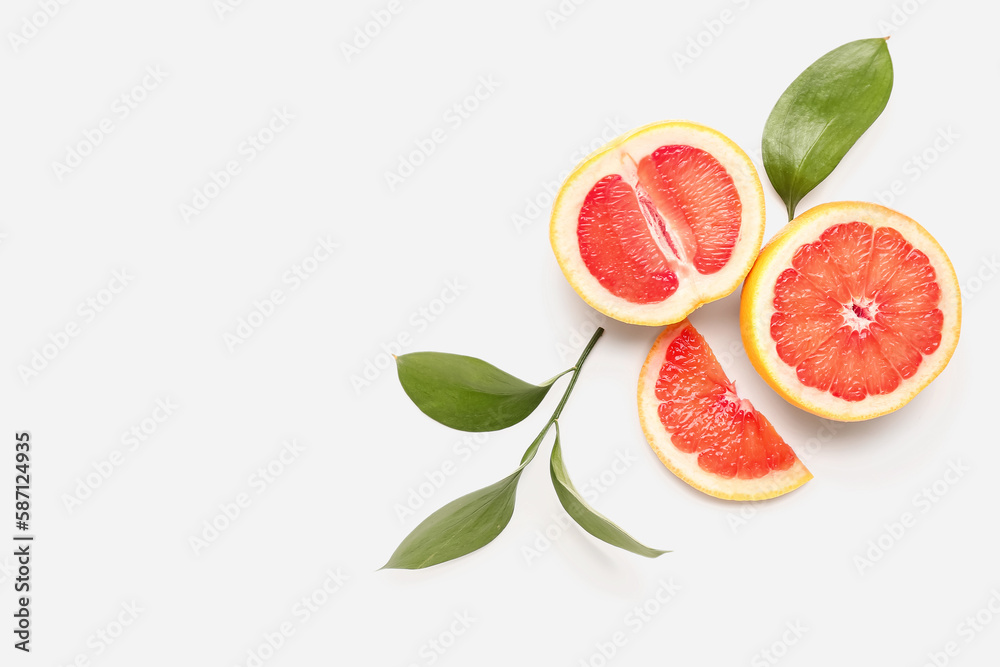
top-left (396, 352), bottom-right (564, 432)
top-left (382, 472), bottom-right (520, 570)
top-left (549, 425), bottom-right (668, 559)
top-left (763, 38), bottom-right (894, 220)
top-left (382, 428), bottom-right (548, 570)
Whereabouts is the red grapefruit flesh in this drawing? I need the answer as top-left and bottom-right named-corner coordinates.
top-left (741, 202), bottom-right (961, 421)
top-left (552, 121), bottom-right (765, 325)
top-left (638, 319), bottom-right (812, 501)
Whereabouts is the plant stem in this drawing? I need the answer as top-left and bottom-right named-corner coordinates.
top-left (550, 326), bottom-right (603, 423)
top-left (518, 327), bottom-right (604, 467)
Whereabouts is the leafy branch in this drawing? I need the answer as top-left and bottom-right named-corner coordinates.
top-left (382, 327), bottom-right (667, 570)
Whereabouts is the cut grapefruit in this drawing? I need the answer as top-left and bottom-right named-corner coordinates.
top-left (637, 319), bottom-right (812, 501)
top-left (550, 121), bottom-right (766, 326)
top-left (741, 202), bottom-right (961, 421)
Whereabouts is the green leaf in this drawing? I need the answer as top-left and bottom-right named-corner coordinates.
top-left (382, 429), bottom-right (548, 570)
top-left (763, 37), bottom-right (894, 220)
top-left (549, 425), bottom-right (668, 559)
top-left (396, 352), bottom-right (564, 432)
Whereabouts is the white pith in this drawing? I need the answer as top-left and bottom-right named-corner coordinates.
top-left (743, 202), bottom-right (962, 421)
top-left (551, 121), bottom-right (765, 326)
top-left (637, 322), bottom-right (813, 501)
top-left (841, 297), bottom-right (880, 332)
top-left (617, 150), bottom-right (692, 267)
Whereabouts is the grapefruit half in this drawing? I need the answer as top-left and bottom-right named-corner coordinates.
top-left (551, 121), bottom-right (766, 326)
top-left (638, 319), bottom-right (812, 501)
top-left (741, 202), bottom-right (961, 421)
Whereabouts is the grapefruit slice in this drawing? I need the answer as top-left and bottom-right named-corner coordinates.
top-left (550, 121), bottom-right (766, 326)
top-left (741, 202), bottom-right (961, 421)
top-left (638, 319), bottom-right (812, 501)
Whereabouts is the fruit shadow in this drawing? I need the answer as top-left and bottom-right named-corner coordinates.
top-left (554, 521), bottom-right (650, 592)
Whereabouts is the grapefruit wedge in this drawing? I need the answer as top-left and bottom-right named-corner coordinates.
top-left (638, 319), bottom-right (812, 501)
top-left (551, 121), bottom-right (765, 325)
top-left (741, 202), bottom-right (961, 421)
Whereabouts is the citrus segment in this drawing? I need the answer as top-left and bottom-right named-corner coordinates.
top-left (638, 319), bottom-right (812, 501)
top-left (577, 175), bottom-right (679, 304)
top-left (634, 145), bottom-right (742, 274)
top-left (741, 202), bottom-right (961, 421)
top-left (551, 121), bottom-right (765, 326)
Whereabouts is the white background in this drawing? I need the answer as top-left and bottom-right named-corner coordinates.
top-left (2, 0), bottom-right (999, 665)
